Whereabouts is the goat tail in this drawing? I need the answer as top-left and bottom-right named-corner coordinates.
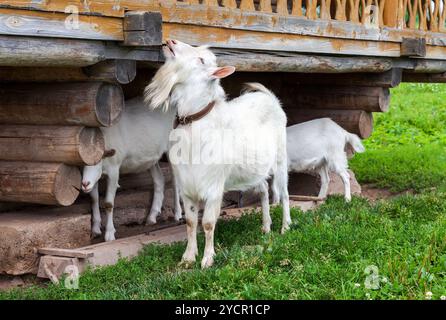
top-left (346, 133), bottom-right (365, 153)
top-left (243, 82), bottom-right (277, 98)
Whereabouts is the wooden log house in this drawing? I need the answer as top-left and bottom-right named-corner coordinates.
top-left (1, 0), bottom-right (446, 276)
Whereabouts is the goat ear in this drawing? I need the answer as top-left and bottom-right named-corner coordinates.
top-left (211, 66), bottom-right (235, 79)
top-left (102, 149), bottom-right (116, 158)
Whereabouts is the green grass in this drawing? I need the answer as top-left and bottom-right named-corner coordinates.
top-left (350, 83), bottom-right (446, 192)
top-left (2, 83), bottom-right (446, 300)
top-left (2, 195), bottom-right (446, 300)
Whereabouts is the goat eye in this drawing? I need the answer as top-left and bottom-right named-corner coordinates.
top-left (198, 57), bottom-right (205, 65)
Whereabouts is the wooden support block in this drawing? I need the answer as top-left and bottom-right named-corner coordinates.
top-left (286, 109), bottom-right (373, 139)
top-left (83, 60), bottom-right (137, 84)
top-left (401, 38), bottom-right (427, 57)
top-left (0, 125), bottom-right (105, 165)
top-left (0, 82), bottom-right (124, 127)
top-left (0, 161), bottom-right (80, 206)
top-left (0, 210), bottom-right (90, 275)
top-left (37, 256), bottom-right (83, 281)
top-left (123, 11), bottom-right (162, 46)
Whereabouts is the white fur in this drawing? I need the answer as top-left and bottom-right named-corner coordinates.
top-left (81, 97), bottom-right (182, 242)
top-left (272, 118), bottom-right (365, 203)
top-left (145, 40), bottom-right (290, 268)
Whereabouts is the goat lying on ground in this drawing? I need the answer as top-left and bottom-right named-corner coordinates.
top-left (81, 98), bottom-right (182, 242)
top-left (145, 39), bottom-right (290, 268)
top-left (272, 118), bottom-right (365, 203)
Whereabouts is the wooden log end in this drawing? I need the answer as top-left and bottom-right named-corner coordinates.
top-left (96, 83), bottom-right (125, 127)
top-left (78, 127), bottom-right (105, 165)
top-left (358, 112), bottom-right (373, 139)
top-left (54, 164), bottom-right (81, 206)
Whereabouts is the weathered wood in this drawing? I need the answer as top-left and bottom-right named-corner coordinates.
top-left (215, 49), bottom-right (394, 73)
top-left (286, 109), bottom-right (374, 138)
top-left (282, 86), bottom-right (390, 112)
top-left (38, 248), bottom-right (94, 259)
top-left (0, 82), bottom-right (123, 127)
top-left (0, 161), bottom-right (81, 205)
top-left (123, 11), bottom-right (162, 46)
top-left (0, 125), bottom-right (105, 165)
top-left (0, 8), bottom-right (123, 41)
top-left (241, 69), bottom-right (402, 88)
top-left (403, 72), bottom-right (446, 83)
top-left (401, 38), bottom-right (427, 57)
top-left (0, 64), bottom-right (137, 83)
top-left (83, 60), bottom-right (137, 84)
top-left (0, 35), bottom-right (161, 67)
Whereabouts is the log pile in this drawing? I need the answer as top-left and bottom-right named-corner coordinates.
top-left (222, 68), bottom-right (401, 139)
top-left (0, 81), bottom-right (124, 206)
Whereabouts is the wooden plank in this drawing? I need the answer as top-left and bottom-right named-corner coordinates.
top-left (0, 161), bottom-right (80, 206)
top-left (0, 82), bottom-right (123, 127)
top-left (38, 248), bottom-right (94, 259)
top-left (0, 125), bottom-right (105, 166)
top-left (0, 8), bottom-right (123, 41)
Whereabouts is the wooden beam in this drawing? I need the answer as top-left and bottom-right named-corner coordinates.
top-left (0, 35), bottom-right (161, 67)
top-left (123, 11), bottom-right (162, 46)
top-left (0, 125), bottom-right (105, 165)
top-left (402, 72), bottom-right (446, 83)
top-left (282, 86), bottom-right (390, 113)
top-left (0, 82), bottom-right (124, 127)
top-left (0, 161), bottom-right (80, 206)
top-left (286, 109), bottom-right (374, 139)
top-left (0, 8), bottom-right (123, 41)
top-left (38, 248), bottom-right (94, 259)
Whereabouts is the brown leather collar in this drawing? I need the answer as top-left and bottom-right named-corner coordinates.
top-left (174, 101), bottom-right (216, 129)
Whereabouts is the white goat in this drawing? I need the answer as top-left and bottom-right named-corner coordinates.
top-left (145, 40), bottom-right (290, 268)
top-left (81, 98), bottom-right (182, 242)
top-left (272, 118), bottom-right (365, 203)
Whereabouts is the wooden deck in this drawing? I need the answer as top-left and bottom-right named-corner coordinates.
top-left (1, 1), bottom-right (446, 74)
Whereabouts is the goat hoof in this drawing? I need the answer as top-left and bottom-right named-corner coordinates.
top-left (281, 225), bottom-right (290, 235)
top-left (145, 215), bottom-right (157, 225)
top-left (262, 225), bottom-right (271, 234)
top-left (104, 230), bottom-right (116, 242)
top-left (345, 197), bottom-right (352, 203)
top-left (201, 255), bottom-right (214, 269)
top-left (92, 225), bottom-right (102, 237)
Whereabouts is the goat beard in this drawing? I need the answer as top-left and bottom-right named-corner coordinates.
top-left (144, 61), bottom-right (179, 111)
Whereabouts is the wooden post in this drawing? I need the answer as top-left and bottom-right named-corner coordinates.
top-left (0, 161), bottom-right (80, 206)
top-left (0, 82), bottom-right (124, 127)
top-left (286, 109), bottom-right (374, 138)
top-left (0, 125), bottom-right (105, 165)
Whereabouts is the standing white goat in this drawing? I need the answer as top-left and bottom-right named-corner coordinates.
top-left (145, 40), bottom-right (290, 268)
top-left (81, 98), bottom-right (182, 242)
top-left (272, 118), bottom-right (365, 203)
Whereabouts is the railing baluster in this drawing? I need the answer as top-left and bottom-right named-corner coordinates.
top-left (240, 0), bottom-right (255, 11)
top-left (291, 0), bottom-right (303, 16)
top-left (378, 0), bottom-right (386, 27)
top-left (202, 0), bottom-right (219, 6)
top-left (383, 0), bottom-right (398, 27)
top-left (335, 0), bottom-right (347, 21)
top-left (276, 0), bottom-right (289, 15)
top-left (321, 0), bottom-right (333, 20)
top-left (347, 0), bottom-right (360, 22)
top-left (440, 0), bottom-right (446, 32)
top-left (259, 0), bottom-right (273, 13)
top-left (222, 0), bottom-right (238, 9)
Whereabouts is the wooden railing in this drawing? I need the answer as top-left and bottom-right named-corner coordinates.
top-left (174, 0), bottom-right (446, 33)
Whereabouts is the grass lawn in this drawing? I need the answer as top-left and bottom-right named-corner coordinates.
top-left (1, 84), bottom-right (446, 300)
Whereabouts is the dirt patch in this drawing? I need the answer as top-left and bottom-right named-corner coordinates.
top-left (360, 184), bottom-right (415, 202)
